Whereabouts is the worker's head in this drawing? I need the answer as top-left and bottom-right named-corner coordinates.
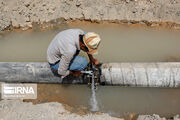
top-left (79, 32), bottom-right (101, 55)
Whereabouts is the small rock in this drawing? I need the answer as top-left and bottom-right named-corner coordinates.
top-left (174, 115), bottom-right (180, 120)
top-left (149, 0), bottom-right (153, 3)
top-left (76, 0), bottom-right (81, 6)
top-left (137, 114), bottom-right (166, 120)
top-left (125, 0), bottom-right (130, 3)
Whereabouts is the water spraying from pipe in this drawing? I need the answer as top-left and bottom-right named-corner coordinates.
top-left (90, 65), bottom-right (99, 111)
top-left (81, 65), bottom-right (99, 111)
top-left (90, 73), bottom-right (99, 111)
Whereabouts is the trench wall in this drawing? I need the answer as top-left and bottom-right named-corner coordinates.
top-left (0, 0), bottom-right (180, 31)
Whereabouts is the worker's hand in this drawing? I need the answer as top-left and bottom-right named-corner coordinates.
top-left (91, 59), bottom-right (99, 66)
top-left (88, 54), bottom-right (99, 66)
top-left (70, 70), bottom-right (81, 77)
top-left (94, 59), bottom-right (99, 65)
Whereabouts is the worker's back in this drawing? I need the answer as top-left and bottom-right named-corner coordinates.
top-left (47, 29), bottom-right (84, 64)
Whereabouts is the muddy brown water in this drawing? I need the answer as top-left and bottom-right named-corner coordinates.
top-left (0, 22), bottom-right (180, 118)
top-left (0, 22), bottom-right (180, 62)
top-left (24, 84), bottom-right (180, 118)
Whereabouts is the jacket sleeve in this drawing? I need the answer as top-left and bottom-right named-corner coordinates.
top-left (57, 50), bottom-right (75, 76)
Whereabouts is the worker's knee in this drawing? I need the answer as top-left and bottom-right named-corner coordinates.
top-left (78, 56), bottom-right (88, 66)
top-left (69, 56), bottom-right (88, 70)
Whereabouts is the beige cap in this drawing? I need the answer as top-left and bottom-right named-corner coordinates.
top-left (83, 32), bottom-right (101, 55)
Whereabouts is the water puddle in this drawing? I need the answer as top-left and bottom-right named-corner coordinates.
top-left (0, 22), bottom-right (180, 62)
top-left (24, 84), bottom-right (180, 118)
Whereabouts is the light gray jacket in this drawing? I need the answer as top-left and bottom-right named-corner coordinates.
top-left (47, 29), bottom-right (85, 76)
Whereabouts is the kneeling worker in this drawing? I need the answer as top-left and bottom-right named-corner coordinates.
top-left (47, 29), bottom-right (101, 78)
